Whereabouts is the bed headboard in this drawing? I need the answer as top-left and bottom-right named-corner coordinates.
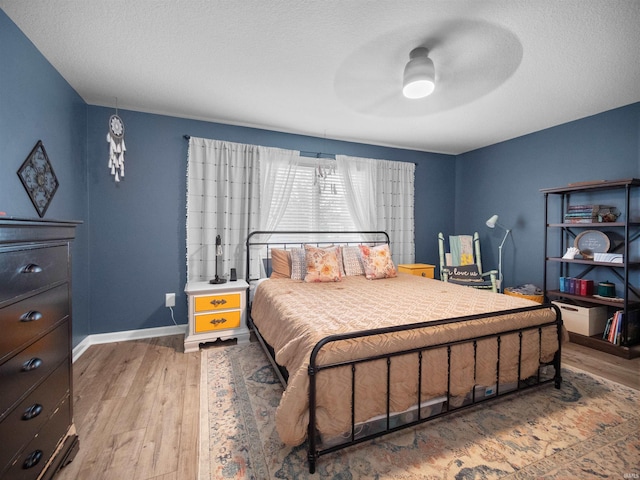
top-left (245, 230), bottom-right (390, 282)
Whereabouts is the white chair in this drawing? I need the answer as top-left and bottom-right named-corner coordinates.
top-left (438, 232), bottom-right (498, 293)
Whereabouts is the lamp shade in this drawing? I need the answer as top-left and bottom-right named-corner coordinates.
top-left (402, 47), bottom-right (435, 99)
top-left (486, 215), bottom-right (499, 228)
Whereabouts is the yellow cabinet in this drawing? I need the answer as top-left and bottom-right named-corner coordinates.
top-left (194, 293), bottom-right (241, 312)
top-left (398, 263), bottom-right (435, 279)
top-left (184, 280), bottom-right (250, 352)
top-left (195, 310), bottom-right (241, 332)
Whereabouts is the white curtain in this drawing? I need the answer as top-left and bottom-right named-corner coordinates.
top-left (186, 138), bottom-right (262, 281)
top-left (259, 150), bottom-right (300, 231)
top-left (187, 138), bottom-right (415, 280)
top-left (336, 155), bottom-right (415, 264)
top-left (335, 155), bottom-right (377, 231)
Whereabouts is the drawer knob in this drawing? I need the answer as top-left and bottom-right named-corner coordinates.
top-left (22, 357), bottom-right (43, 371)
top-left (210, 318), bottom-right (227, 326)
top-left (23, 450), bottom-right (43, 469)
top-left (210, 299), bottom-right (227, 306)
top-left (22, 403), bottom-right (43, 420)
top-left (421, 272), bottom-right (426, 277)
top-left (20, 311), bottom-right (43, 322)
top-left (21, 263), bottom-right (43, 274)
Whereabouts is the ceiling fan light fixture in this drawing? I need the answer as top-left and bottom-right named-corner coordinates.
top-left (402, 47), bottom-right (435, 99)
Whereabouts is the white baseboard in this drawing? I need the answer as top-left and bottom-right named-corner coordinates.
top-left (72, 324), bottom-right (188, 363)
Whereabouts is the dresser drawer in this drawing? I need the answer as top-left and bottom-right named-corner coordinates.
top-left (398, 264), bottom-right (435, 279)
top-left (0, 246), bottom-right (68, 305)
top-left (0, 285), bottom-right (69, 361)
top-left (0, 321), bottom-right (69, 418)
top-left (194, 293), bottom-right (241, 312)
top-left (0, 360), bottom-right (70, 473)
top-left (0, 393), bottom-right (71, 480)
top-left (195, 310), bottom-right (241, 332)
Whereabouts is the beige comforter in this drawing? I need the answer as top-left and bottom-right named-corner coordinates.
top-left (251, 273), bottom-right (562, 445)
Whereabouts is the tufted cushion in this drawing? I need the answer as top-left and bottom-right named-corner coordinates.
top-left (304, 245), bottom-right (342, 283)
top-left (358, 244), bottom-right (397, 280)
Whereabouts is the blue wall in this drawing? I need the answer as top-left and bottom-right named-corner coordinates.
top-left (457, 104), bottom-right (640, 289)
top-left (85, 106), bottom-right (452, 334)
top-left (2, 9), bottom-right (639, 345)
top-left (0, 10), bottom-right (91, 348)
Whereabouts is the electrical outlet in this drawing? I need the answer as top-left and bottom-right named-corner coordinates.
top-left (165, 293), bottom-right (175, 308)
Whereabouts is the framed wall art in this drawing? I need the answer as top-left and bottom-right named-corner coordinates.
top-left (17, 140), bottom-right (59, 217)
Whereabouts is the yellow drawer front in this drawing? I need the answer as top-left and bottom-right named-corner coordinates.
top-left (195, 310), bottom-right (241, 332)
top-left (195, 293), bottom-right (241, 312)
top-left (398, 264), bottom-right (435, 278)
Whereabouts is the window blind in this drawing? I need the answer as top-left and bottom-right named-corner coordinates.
top-left (275, 159), bottom-right (358, 233)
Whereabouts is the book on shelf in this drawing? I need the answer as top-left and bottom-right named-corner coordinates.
top-left (607, 311), bottom-right (619, 344)
top-left (567, 204), bottom-right (613, 212)
top-left (603, 310), bottom-right (640, 345)
top-left (603, 315), bottom-right (613, 339)
top-left (593, 253), bottom-right (623, 263)
top-left (564, 205), bottom-right (618, 223)
top-left (564, 217), bottom-right (598, 224)
top-left (564, 213), bottom-right (598, 218)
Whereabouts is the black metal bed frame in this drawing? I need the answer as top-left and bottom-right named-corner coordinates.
top-left (245, 231), bottom-right (563, 474)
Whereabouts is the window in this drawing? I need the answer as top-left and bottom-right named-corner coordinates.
top-left (273, 158), bottom-right (358, 232)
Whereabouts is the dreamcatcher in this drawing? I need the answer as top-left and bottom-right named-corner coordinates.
top-left (107, 108), bottom-right (126, 182)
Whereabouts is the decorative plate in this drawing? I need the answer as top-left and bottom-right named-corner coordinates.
top-left (574, 230), bottom-right (610, 259)
top-left (17, 140), bottom-right (59, 218)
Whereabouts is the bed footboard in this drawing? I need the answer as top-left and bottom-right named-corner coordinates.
top-left (306, 303), bottom-right (562, 474)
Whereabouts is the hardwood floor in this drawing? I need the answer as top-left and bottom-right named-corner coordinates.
top-left (57, 335), bottom-right (201, 480)
top-left (57, 335), bottom-right (639, 480)
top-left (561, 341), bottom-right (640, 390)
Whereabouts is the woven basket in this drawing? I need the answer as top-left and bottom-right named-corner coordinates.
top-left (504, 288), bottom-right (544, 303)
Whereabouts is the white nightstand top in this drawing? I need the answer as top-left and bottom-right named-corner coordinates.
top-left (185, 279), bottom-right (249, 295)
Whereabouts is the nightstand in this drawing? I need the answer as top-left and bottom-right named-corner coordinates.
top-left (398, 263), bottom-right (435, 279)
top-left (184, 280), bottom-right (250, 353)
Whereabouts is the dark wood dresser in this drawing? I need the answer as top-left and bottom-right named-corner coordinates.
top-left (0, 218), bottom-right (80, 480)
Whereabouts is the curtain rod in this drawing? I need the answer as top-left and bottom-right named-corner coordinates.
top-left (183, 137), bottom-right (416, 165)
top-left (299, 151), bottom-right (336, 159)
top-left (182, 139), bottom-right (332, 158)
top-left (299, 151), bottom-right (416, 166)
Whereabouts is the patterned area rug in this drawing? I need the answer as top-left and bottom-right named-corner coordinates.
top-left (199, 342), bottom-right (640, 479)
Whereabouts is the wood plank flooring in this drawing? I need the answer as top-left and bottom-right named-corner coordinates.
top-left (57, 335), bottom-right (201, 480)
top-left (57, 335), bottom-right (639, 480)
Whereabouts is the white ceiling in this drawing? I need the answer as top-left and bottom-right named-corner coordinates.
top-left (2, 1), bottom-right (640, 155)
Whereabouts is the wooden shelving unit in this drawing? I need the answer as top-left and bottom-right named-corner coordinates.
top-left (541, 178), bottom-right (640, 359)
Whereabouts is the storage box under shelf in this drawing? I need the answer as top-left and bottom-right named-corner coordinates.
top-left (552, 300), bottom-right (608, 336)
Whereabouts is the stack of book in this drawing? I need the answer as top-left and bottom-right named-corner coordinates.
top-left (564, 205), bottom-right (614, 223)
top-left (603, 310), bottom-right (640, 345)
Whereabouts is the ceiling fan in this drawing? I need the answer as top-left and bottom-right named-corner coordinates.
top-left (334, 19), bottom-right (523, 117)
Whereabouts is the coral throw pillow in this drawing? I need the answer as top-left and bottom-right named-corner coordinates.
top-left (359, 244), bottom-right (397, 280)
top-left (304, 245), bottom-right (342, 283)
top-left (269, 248), bottom-right (291, 278)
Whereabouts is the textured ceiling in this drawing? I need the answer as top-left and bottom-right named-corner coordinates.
top-left (2, 1), bottom-right (640, 154)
